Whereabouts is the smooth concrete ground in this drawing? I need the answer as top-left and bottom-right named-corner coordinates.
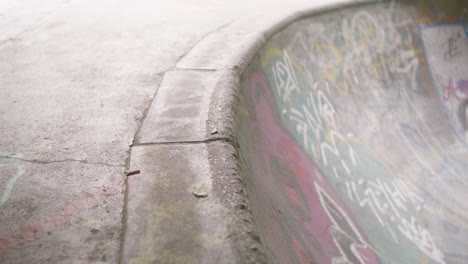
top-left (0, 0), bottom-right (350, 263)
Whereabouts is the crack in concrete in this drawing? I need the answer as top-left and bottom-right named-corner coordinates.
top-left (0, 0), bottom-right (75, 47)
top-left (133, 137), bottom-right (235, 147)
top-left (214, 17), bottom-right (238, 33)
top-left (0, 22), bottom-right (41, 47)
top-left (0, 155), bottom-right (124, 168)
top-left (0, 10), bottom-right (55, 47)
top-left (173, 68), bottom-right (218, 72)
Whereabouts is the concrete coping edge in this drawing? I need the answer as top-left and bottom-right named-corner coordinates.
top-left (137, 1), bottom-right (378, 263)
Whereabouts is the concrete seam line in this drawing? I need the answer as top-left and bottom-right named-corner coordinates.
top-left (132, 137), bottom-right (235, 146)
top-left (173, 68), bottom-right (218, 72)
top-left (119, 19), bottom-right (242, 263)
top-left (120, 1), bottom-right (380, 263)
top-left (0, 155), bottom-right (124, 168)
top-left (131, 19), bottom-right (236, 146)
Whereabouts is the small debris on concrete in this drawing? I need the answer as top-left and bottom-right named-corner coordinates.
top-left (211, 129), bottom-right (218, 135)
top-left (250, 246), bottom-right (259, 251)
top-left (126, 170), bottom-right (140, 176)
top-left (192, 191), bottom-right (208, 198)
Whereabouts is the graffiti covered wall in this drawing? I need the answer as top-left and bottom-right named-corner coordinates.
top-left (236, 1), bottom-right (468, 263)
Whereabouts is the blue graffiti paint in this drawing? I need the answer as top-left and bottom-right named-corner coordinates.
top-left (0, 153), bottom-right (26, 206)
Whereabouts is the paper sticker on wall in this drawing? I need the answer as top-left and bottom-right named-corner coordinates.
top-left (421, 23), bottom-right (468, 143)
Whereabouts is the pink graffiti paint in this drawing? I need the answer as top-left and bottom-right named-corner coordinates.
top-left (245, 72), bottom-right (379, 264)
top-left (0, 180), bottom-right (127, 257)
top-left (442, 78), bottom-right (468, 101)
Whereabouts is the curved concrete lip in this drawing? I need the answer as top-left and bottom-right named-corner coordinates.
top-left (124, 0), bottom-right (468, 263)
top-left (136, 0), bottom-right (371, 145)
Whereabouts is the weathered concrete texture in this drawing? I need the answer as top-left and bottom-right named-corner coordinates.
top-left (138, 68), bottom-right (243, 145)
top-left (236, 1), bottom-right (468, 264)
top-left (0, 0), bottom-right (273, 262)
top-left (0, 0), bottom-right (230, 164)
top-left (122, 144), bottom-right (237, 264)
top-left (0, 157), bottom-right (124, 263)
top-left (206, 140), bottom-right (268, 264)
top-left (137, 71), bottom-right (221, 143)
top-left (206, 69), bottom-right (242, 142)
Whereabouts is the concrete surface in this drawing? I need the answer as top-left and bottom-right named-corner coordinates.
top-left (0, 0), bottom-right (355, 263)
top-left (237, 1), bottom-right (468, 264)
top-left (137, 71), bottom-right (221, 143)
top-left (2, 0), bottom-right (467, 264)
top-left (0, 0), bottom-right (243, 262)
top-left (123, 144), bottom-right (237, 264)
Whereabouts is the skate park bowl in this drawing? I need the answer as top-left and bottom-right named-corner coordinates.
top-left (234, 1), bottom-right (468, 263)
top-left (1, 0), bottom-right (467, 263)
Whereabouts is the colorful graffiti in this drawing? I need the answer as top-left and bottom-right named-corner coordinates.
top-left (237, 1), bottom-right (468, 264)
